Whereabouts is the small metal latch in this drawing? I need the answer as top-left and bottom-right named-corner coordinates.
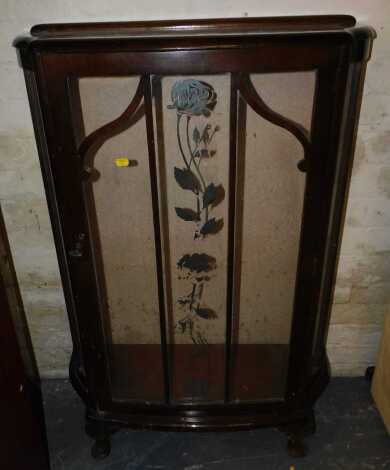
top-left (68, 233), bottom-right (86, 258)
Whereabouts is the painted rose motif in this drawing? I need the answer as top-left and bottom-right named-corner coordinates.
top-left (177, 253), bottom-right (217, 344)
top-left (168, 79), bottom-right (224, 344)
top-left (168, 79), bottom-right (217, 117)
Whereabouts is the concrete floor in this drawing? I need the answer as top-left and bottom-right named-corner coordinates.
top-left (43, 378), bottom-right (390, 470)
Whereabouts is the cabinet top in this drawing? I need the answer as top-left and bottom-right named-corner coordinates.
top-left (13, 15), bottom-right (376, 66)
top-left (24, 15), bottom-right (357, 39)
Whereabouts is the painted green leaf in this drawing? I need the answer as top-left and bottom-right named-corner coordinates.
top-left (175, 207), bottom-right (200, 222)
top-left (203, 183), bottom-right (225, 208)
top-left (211, 184), bottom-right (225, 208)
top-left (174, 167), bottom-right (201, 193)
top-left (200, 218), bottom-right (224, 236)
top-left (196, 307), bottom-right (217, 319)
top-left (203, 183), bottom-right (217, 208)
top-left (203, 184), bottom-right (225, 209)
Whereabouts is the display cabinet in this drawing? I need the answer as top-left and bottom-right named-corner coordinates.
top-left (14, 15), bottom-right (375, 458)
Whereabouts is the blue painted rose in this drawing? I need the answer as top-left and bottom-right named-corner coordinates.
top-left (168, 79), bottom-right (217, 116)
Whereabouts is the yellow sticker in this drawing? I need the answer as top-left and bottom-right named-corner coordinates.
top-left (115, 158), bottom-right (129, 167)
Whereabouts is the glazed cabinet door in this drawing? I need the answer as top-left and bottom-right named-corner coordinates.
top-left (33, 41), bottom-right (350, 409)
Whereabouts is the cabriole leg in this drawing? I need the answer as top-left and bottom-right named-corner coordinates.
top-left (279, 408), bottom-right (316, 458)
top-left (85, 415), bottom-right (111, 460)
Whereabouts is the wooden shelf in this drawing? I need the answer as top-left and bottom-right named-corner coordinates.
top-left (109, 344), bottom-right (288, 403)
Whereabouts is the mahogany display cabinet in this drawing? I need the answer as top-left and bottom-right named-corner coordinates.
top-left (14, 15), bottom-right (375, 458)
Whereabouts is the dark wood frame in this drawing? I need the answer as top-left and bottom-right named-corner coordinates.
top-left (0, 206), bottom-right (51, 469)
top-left (14, 15), bottom-right (375, 458)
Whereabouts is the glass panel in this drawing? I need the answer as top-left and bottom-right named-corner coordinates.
top-left (158, 75), bottom-right (230, 403)
top-left (77, 71), bottom-right (315, 405)
top-left (79, 77), bottom-right (164, 402)
top-left (232, 71), bottom-right (315, 402)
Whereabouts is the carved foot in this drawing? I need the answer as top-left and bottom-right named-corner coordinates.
top-left (287, 435), bottom-right (306, 458)
top-left (85, 413), bottom-right (113, 460)
top-left (279, 408), bottom-right (315, 457)
top-left (91, 436), bottom-right (111, 460)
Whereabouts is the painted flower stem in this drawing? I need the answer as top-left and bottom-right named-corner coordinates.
top-left (189, 283), bottom-right (196, 312)
top-left (176, 114), bottom-right (193, 177)
top-left (186, 116), bottom-right (207, 190)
